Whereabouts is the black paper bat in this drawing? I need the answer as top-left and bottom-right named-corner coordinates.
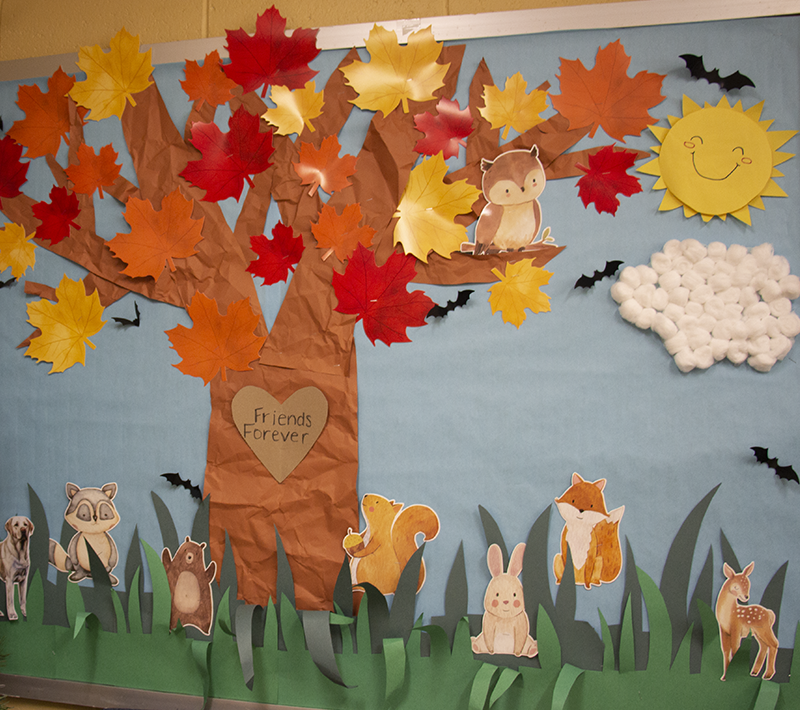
top-left (574, 260), bottom-right (623, 289)
top-left (680, 54), bottom-right (755, 92)
top-left (751, 447), bottom-right (799, 484)
top-left (113, 301), bottom-right (140, 327)
top-left (427, 289), bottom-right (474, 318)
top-left (0, 277), bottom-right (17, 290)
top-left (161, 472), bottom-right (203, 500)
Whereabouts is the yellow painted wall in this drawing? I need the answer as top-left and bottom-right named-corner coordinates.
top-left (0, 0), bottom-right (622, 707)
top-left (0, 0), bottom-right (630, 62)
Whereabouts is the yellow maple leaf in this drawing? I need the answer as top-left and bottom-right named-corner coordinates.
top-left (479, 73), bottom-right (549, 140)
top-left (488, 259), bottom-right (552, 327)
top-left (393, 153), bottom-right (481, 262)
top-left (69, 28), bottom-right (154, 121)
top-left (341, 25), bottom-right (450, 116)
top-left (262, 81), bottom-right (324, 136)
top-left (26, 275), bottom-right (107, 373)
top-left (0, 223), bottom-right (36, 279)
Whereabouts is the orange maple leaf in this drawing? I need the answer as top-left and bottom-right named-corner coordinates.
top-left (166, 291), bottom-right (266, 384)
top-left (7, 67), bottom-right (82, 159)
top-left (181, 50), bottom-right (237, 109)
top-left (311, 203), bottom-right (375, 262)
top-left (293, 135), bottom-right (358, 197)
top-left (550, 40), bottom-right (665, 142)
top-left (108, 189), bottom-right (204, 281)
top-left (65, 143), bottom-right (121, 198)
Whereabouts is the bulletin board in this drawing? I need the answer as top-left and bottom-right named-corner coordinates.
top-left (2, 3), bottom-right (800, 709)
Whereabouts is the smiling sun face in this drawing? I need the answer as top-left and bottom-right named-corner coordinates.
top-left (640, 95), bottom-right (796, 224)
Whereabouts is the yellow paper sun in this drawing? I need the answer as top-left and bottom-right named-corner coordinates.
top-left (639, 95), bottom-right (796, 224)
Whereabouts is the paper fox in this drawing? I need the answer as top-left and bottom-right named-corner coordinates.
top-left (553, 473), bottom-right (624, 589)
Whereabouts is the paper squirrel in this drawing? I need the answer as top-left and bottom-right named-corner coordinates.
top-left (472, 145), bottom-right (552, 255)
top-left (48, 482), bottom-right (120, 585)
top-left (553, 473), bottom-right (624, 589)
top-left (162, 537), bottom-right (216, 635)
top-left (343, 493), bottom-right (439, 595)
top-left (471, 543), bottom-right (538, 657)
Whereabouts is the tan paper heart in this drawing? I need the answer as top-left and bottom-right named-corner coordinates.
top-left (231, 386), bottom-right (328, 483)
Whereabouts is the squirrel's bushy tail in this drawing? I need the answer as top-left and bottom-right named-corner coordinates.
top-left (392, 505), bottom-right (440, 591)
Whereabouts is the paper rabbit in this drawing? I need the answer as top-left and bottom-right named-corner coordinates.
top-left (471, 542), bottom-right (538, 657)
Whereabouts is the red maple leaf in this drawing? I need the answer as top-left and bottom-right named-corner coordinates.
top-left (65, 143), bottom-right (121, 198)
top-left (576, 145), bottom-right (642, 216)
top-left (32, 186), bottom-right (81, 244)
top-left (413, 97), bottom-right (474, 159)
top-left (246, 221), bottom-right (304, 285)
top-left (333, 243), bottom-right (434, 346)
top-left (180, 106), bottom-right (274, 202)
top-left (0, 135), bottom-right (29, 208)
top-left (223, 6), bottom-right (320, 97)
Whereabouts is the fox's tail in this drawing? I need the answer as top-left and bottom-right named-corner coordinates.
top-left (49, 539), bottom-right (72, 573)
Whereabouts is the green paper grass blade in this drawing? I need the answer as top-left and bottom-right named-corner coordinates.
top-left (753, 678), bottom-right (780, 710)
top-left (478, 505), bottom-right (508, 568)
top-left (598, 609), bottom-right (615, 672)
top-left (551, 664), bottom-right (584, 710)
top-left (790, 622), bottom-right (800, 681)
top-left (24, 569), bottom-right (44, 626)
top-left (27, 485), bottom-right (50, 584)
top-left (536, 605), bottom-right (561, 671)
top-left (330, 612), bottom-right (355, 625)
top-left (303, 610), bottom-right (353, 688)
top-left (689, 546), bottom-right (714, 674)
top-left (361, 582), bottom-right (390, 653)
top-left (73, 610), bottom-right (97, 638)
top-left (191, 639), bottom-right (211, 708)
top-left (383, 636), bottom-right (406, 702)
top-left (216, 588), bottom-right (233, 635)
top-left (468, 663), bottom-right (498, 710)
top-left (672, 623), bottom-right (694, 674)
top-left (523, 505), bottom-right (555, 631)
top-left (389, 544), bottom-right (424, 642)
top-left (279, 592), bottom-right (305, 652)
top-left (264, 597), bottom-right (278, 648)
top-left (65, 575), bottom-right (84, 628)
top-left (142, 539), bottom-right (171, 633)
top-left (438, 542), bottom-right (467, 648)
top-left (356, 589), bottom-right (371, 655)
top-left (620, 537), bottom-right (644, 669)
top-left (489, 667), bottom-right (520, 707)
top-left (112, 589), bottom-right (126, 633)
top-left (85, 539), bottom-right (116, 632)
top-left (698, 600), bottom-right (723, 678)
top-left (124, 525), bottom-right (143, 596)
top-left (150, 491), bottom-right (179, 554)
top-left (555, 545), bottom-right (576, 622)
top-left (219, 531), bottom-right (242, 631)
top-left (638, 567), bottom-right (672, 672)
top-left (720, 529), bottom-right (740, 572)
top-left (422, 624), bottom-right (451, 661)
top-left (191, 493), bottom-right (210, 546)
top-left (128, 567), bottom-right (143, 634)
top-left (334, 554), bottom-right (353, 618)
top-left (452, 616), bottom-right (475, 665)
top-left (619, 594), bottom-right (635, 673)
top-left (659, 484), bottom-right (719, 663)
top-left (235, 603), bottom-right (256, 689)
top-left (275, 526), bottom-right (295, 610)
top-left (760, 561), bottom-right (788, 633)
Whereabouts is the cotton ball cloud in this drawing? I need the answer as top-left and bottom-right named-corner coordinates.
top-left (611, 240), bottom-right (800, 373)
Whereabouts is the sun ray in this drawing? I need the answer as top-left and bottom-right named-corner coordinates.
top-left (637, 94), bottom-right (795, 224)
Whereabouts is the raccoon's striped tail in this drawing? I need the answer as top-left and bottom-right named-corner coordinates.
top-left (49, 539), bottom-right (71, 572)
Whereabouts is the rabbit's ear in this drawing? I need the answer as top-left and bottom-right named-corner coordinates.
top-left (508, 543), bottom-right (526, 577)
top-left (487, 544), bottom-right (504, 577)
